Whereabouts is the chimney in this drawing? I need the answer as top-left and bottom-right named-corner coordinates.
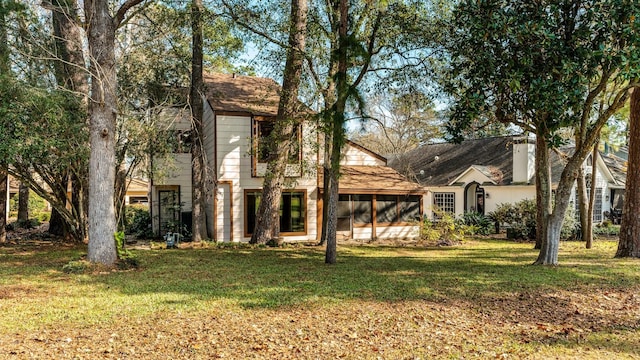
top-left (512, 135), bottom-right (535, 184)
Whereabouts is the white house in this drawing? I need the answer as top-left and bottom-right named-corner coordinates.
top-left (152, 73), bottom-right (425, 242)
top-left (389, 135), bottom-right (627, 223)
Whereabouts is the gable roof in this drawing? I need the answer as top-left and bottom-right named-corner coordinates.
top-left (203, 73), bottom-right (281, 116)
top-left (388, 136), bottom-right (516, 186)
top-left (389, 135), bottom-right (627, 188)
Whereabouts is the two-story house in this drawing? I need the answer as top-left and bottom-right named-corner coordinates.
top-left (151, 73), bottom-right (425, 242)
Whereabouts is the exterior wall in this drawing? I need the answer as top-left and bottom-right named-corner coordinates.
top-left (341, 143), bottom-right (386, 166)
top-left (376, 225), bottom-right (419, 239)
top-left (203, 100), bottom-right (216, 236)
top-left (152, 153), bottom-right (193, 235)
top-left (426, 185), bottom-right (535, 218)
top-left (214, 114), bottom-right (318, 242)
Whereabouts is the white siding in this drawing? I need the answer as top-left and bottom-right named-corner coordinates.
top-left (376, 225), bottom-right (419, 239)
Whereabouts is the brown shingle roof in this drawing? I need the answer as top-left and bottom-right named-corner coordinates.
top-left (203, 73), bottom-right (281, 116)
top-left (320, 166), bottom-right (425, 194)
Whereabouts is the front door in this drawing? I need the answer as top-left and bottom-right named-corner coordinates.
top-left (465, 182), bottom-right (485, 215)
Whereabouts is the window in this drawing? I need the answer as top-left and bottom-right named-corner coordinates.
top-left (253, 119), bottom-right (301, 164)
top-left (376, 195), bottom-right (422, 224)
top-left (245, 190), bottom-right (306, 235)
top-left (433, 192), bottom-right (455, 215)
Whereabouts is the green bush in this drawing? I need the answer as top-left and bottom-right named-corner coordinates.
top-left (10, 190), bottom-right (48, 213)
top-left (420, 209), bottom-right (465, 245)
top-left (458, 212), bottom-right (494, 235)
top-left (124, 204), bottom-right (153, 238)
top-left (490, 199), bottom-right (580, 240)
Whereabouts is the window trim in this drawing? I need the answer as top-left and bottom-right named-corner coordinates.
top-left (244, 189), bottom-right (308, 237)
top-left (251, 117), bottom-right (302, 177)
top-left (433, 192), bottom-right (456, 218)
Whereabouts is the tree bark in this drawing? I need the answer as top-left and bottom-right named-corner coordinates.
top-left (585, 143), bottom-right (598, 248)
top-left (251, 0), bottom-right (307, 244)
top-left (576, 166), bottom-right (588, 241)
top-left (616, 85), bottom-right (640, 257)
top-left (191, 0), bottom-right (207, 242)
top-left (324, 0), bottom-right (348, 264)
top-left (534, 129), bottom-right (551, 251)
top-left (52, 0), bottom-right (89, 242)
top-left (0, 1), bottom-right (9, 243)
top-left (0, 168), bottom-right (6, 243)
top-left (84, 0), bottom-right (118, 265)
top-left (17, 182), bottom-right (29, 222)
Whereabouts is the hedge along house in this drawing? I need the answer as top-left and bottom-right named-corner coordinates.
top-left (151, 73), bottom-right (426, 242)
top-left (389, 135), bottom-right (627, 223)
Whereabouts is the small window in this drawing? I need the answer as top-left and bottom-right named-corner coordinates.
top-left (254, 119), bottom-right (301, 164)
top-left (433, 192), bottom-right (455, 215)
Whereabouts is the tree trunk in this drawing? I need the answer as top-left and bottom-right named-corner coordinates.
top-left (52, 0), bottom-right (89, 242)
top-left (534, 130), bottom-right (551, 250)
top-left (324, 0), bottom-right (348, 264)
top-left (1, 0), bottom-right (10, 243)
top-left (576, 166), bottom-right (588, 241)
top-left (190, 0), bottom-right (207, 242)
top-left (585, 143), bottom-right (598, 249)
top-left (251, 0), bottom-right (308, 245)
top-left (0, 168), bottom-right (6, 243)
top-left (114, 163), bottom-right (127, 230)
top-left (616, 85), bottom-right (640, 257)
top-left (17, 182), bottom-right (29, 222)
top-left (85, 0), bottom-right (118, 265)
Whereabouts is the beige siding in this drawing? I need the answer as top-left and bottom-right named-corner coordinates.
top-left (341, 143), bottom-right (385, 166)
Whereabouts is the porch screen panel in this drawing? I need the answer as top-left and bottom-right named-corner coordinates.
top-left (353, 194), bottom-right (372, 224)
top-left (337, 195), bottom-right (351, 231)
top-left (400, 195), bottom-right (421, 222)
top-left (377, 195), bottom-right (398, 223)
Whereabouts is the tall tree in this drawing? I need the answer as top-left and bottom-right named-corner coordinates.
top-left (191, 0), bottom-right (207, 242)
top-left (616, 85), bottom-right (640, 257)
top-left (50, 0), bottom-right (89, 241)
top-left (17, 182), bottom-right (28, 222)
top-left (442, 0), bottom-right (638, 265)
top-left (84, 0), bottom-right (146, 265)
top-left (251, 0), bottom-right (308, 245)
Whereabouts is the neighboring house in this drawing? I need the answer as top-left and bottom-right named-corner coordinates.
top-left (152, 73), bottom-right (424, 242)
top-left (389, 135), bottom-right (627, 223)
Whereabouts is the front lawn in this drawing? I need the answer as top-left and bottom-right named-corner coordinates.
top-left (0, 239), bottom-right (638, 359)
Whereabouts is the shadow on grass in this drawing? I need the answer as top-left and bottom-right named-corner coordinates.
top-left (2, 240), bottom-right (639, 356)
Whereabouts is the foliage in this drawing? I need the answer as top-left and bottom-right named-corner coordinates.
top-left (457, 212), bottom-right (494, 236)
top-left (124, 204), bottom-right (153, 239)
top-left (491, 200), bottom-right (580, 240)
top-left (595, 222), bottom-right (621, 237)
top-left (420, 209), bottom-right (464, 245)
top-left (114, 231), bottom-right (138, 268)
top-left (9, 190), bottom-right (47, 213)
top-left (61, 260), bottom-right (90, 274)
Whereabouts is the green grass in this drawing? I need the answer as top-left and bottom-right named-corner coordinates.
top-left (1, 239), bottom-right (639, 358)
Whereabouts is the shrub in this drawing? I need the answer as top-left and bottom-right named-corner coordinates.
top-left (420, 209), bottom-right (464, 245)
top-left (124, 205), bottom-right (153, 239)
top-left (458, 212), bottom-right (494, 235)
top-left (490, 199), bottom-right (581, 240)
